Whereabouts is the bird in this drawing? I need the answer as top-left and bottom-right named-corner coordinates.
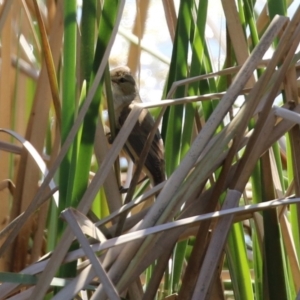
top-left (110, 66), bottom-right (165, 186)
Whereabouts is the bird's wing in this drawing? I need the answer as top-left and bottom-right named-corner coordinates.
top-left (118, 104), bottom-right (165, 185)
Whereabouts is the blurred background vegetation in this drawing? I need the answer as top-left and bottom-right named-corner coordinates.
top-left (0, 0), bottom-right (300, 299)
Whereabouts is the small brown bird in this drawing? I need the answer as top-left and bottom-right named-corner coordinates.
top-left (110, 66), bottom-right (165, 186)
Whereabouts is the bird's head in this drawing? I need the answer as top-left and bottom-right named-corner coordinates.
top-left (110, 66), bottom-right (138, 107)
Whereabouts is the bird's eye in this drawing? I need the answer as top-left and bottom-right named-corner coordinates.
top-left (119, 78), bottom-right (126, 83)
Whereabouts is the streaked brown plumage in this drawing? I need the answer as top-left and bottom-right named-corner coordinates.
top-left (110, 66), bottom-right (165, 185)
